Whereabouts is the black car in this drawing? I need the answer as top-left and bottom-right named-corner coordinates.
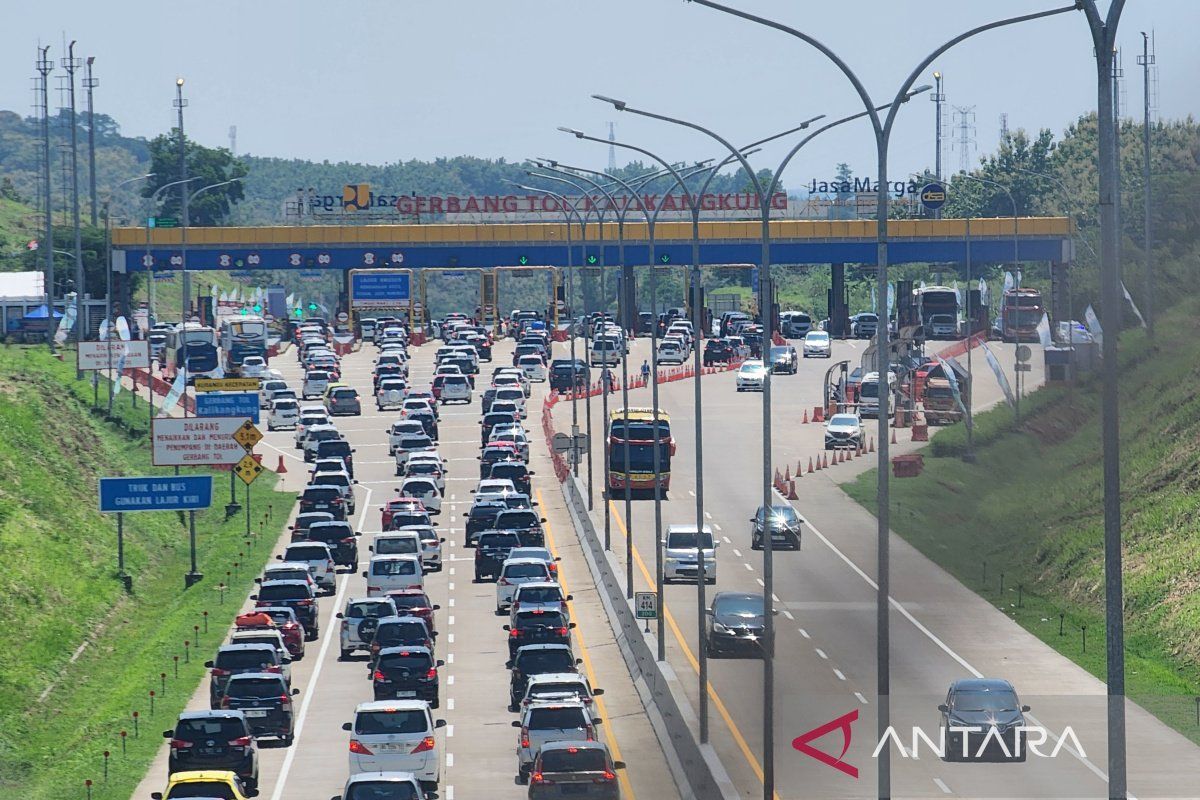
top-left (465, 501), bottom-right (507, 546)
top-left (704, 339), bottom-right (734, 366)
top-left (304, 520), bottom-right (360, 569)
top-left (705, 591), bottom-right (768, 658)
top-left (480, 411), bottom-right (517, 445)
top-left (474, 530), bottom-right (523, 581)
top-left (299, 485), bottom-right (347, 520)
top-left (387, 509), bottom-right (433, 531)
top-left (164, 710), bottom-right (259, 789)
top-left (253, 580), bottom-right (319, 640)
top-left (505, 608), bottom-right (574, 656)
top-left (479, 446), bottom-right (520, 479)
top-left (218, 672), bottom-right (299, 742)
top-left (369, 615), bottom-right (436, 668)
top-left (372, 645), bottom-right (443, 707)
top-left (493, 508), bottom-right (546, 547)
top-left (290, 511), bottom-right (335, 542)
top-left (408, 409), bottom-right (439, 440)
top-left (938, 678), bottom-right (1030, 762)
top-left (480, 387), bottom-right (499, 414)
top-left (205, 644), bottom-right (284, 708)
top-left (750, 504), bottom-right (803, 550)
top-left (507, 644), bottom-right (581, 710)
top-left (549, 358), bottom-right (590, 392)
top-left (314, 438), bottom-right (355, 479)
top-left (487, 461), bottom-right (532, 497)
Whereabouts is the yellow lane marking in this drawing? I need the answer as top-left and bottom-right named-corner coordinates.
top-left (539, 489), bottom-right (636, 800)
top-left (610, 499), bottom-right (780, 799)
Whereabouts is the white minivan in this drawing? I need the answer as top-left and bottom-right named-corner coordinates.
top-left (343, 700), bottom-right (445, 784)
top-left (363, 554), bottom-right (423, 597)
top-left (267, 398), bottom-right (300, 431)
top-left (590, 336), bottom-right (622, 366)
top-left (279, 542), bottom-right (337, 593)
top-left (662, 524), bottom-right (717, 583)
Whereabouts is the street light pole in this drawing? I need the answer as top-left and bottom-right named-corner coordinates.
top-left (1138, 32), bottom-right (1154, 339)
top-left (174, 78), bottom-right (191, 323)
top-left (679, 3), bottom-right (1081, 797)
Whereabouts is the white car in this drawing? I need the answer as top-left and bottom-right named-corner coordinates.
top-left (228, 628), bottom-right (293, 683)
top-left (302, 370), bottom-right (333, 399)
top-left (404, 459), bottom-right (446, 493)
top-left (294, 406), bottom-right (331, 448)
top-left (488, 428), bottom-right (530, 461)
top-left (496, 558), bottom-right (553, 613)
top-left (656, 341), bottom-right (686, 365)
top-left (476, 478), bottom-right (516, 496)
top-left (267, 398), bottom-right (300, 430)
top-left (397, 524), bottom-right (444, 572)
top-left (363, 555), bottom-right (424, 597)
top-left (239, 355), bottom-right (267, 378)
top-left (493, 386), bottom-right (527, 419)
top-left (519, 673), bottom-right (601, 715)
top-left (388, 420), bottom-right (427, 456)
top-left (510, 582), bottom-right (572, 619)
top-left (803, 330), bottom-right (832, 358)
top-left (401, 397), bottom-right (437, 420)
top-left (340, 773), bottom-right (426, 800)
top-left (662, 523), bottom-right (717, 583)
top-left (260, 378), bottom-right (289, 408)
top-left (495, 368), bottom-right (531, 397)
top-left (735, 359), bottom-right (767, 391)
top-left (279, 542), bottom-right (337, 593)
top-left (509, 547), bottom-right (560, 580)
top-left (376, 378), bottom-right (408, 410)
top-left (517, 354), bottom-right (546, 382)
top-left (344, 700), bottom-right (444, 784)
top-left (399, 477), bottom-right (441, 515)
top-left (311, 470), bottom-right (356, 514)
top-left (439, 374), bottom-right (472, 405)
top-left (370, 532), bottom-right (424, 566)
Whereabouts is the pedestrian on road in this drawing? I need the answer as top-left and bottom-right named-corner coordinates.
top-left (641, 359), bottom-right (651, 385)
top-left (602, 368), bottom-right (616, 394)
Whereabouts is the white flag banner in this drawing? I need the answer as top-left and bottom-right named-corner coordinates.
top-left (918, 280), bottom-right (926, 290)
top-left (116, 316), bottom-right (131, 341)
top-left (887, 283), bottom-right (895, 316)
top-left (1121, 281), bottom-right (1147, 328)
top-left (1084, 305), bottom-right (1104, 347)
top-left (211, 283), bottom-right (220, 304)
top-left (1036, 313), bottom-right (1053, 347)
top-left (980, 341), bottom-right (1016, 409)
top-left (935, 356), bottom-right (968, 416)
top-left (1002, 271), bottom-right (1015, 294)
top-left (286, 292), bottom-right (295, 309)
top-left (159, 369), bottom-right (187, 416)
top-left (54, 294), bottom-right (78, 345)
top-left (870, 285), bottom-right (877, 313)
top-left (98, 319), bottom-right (112, 341)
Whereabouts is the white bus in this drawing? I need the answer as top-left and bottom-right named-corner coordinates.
top-left (219, 316), bottom-right (269, 376)
top-left (165, 323), bottom-right (220, 383)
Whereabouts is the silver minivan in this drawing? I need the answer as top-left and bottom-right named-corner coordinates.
top-left (663, 523), bottom-right (717, 583)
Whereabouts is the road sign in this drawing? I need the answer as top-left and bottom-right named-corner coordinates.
top-left (77, 340), bottom-right (150, 371)
top-left (659, 253), bottom-right (671, 264)
top-left (920, 182), bottom-right (947, 212)
top-left (153, 217), bottom-right (179, 228)
top-left (234, 453), bottom-right (265, 485)
top-left (1015, 345), bottom-right (1032, 362)
top-left (1015, 362), bottom-right (1032, 372)
top-left (336, 311), bottom-right (349, 323)
top-left (552, 432), bottom-right (590, 453)
top-left (580, 267), bottom-right (601, 278)
top-left (586, 255), bottom-right (598, 266)
top-left (635, 591), bottom-right (659, 620)
top-left (350, 271), bottom-right (410, 309)
top-left (195, 377), bottom-right (259, 393)
top-left (518, 255), bottom-right (529, 266)
top-left (196, 392), bottom-right (260, 424)
top-left (232, 420), bottom-right (263, 451)
top-left (152, 417), bottom-right (248, 466)
top-left (99, 475), bottom-right (213, 512)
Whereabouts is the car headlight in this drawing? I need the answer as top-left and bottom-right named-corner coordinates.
top-left (711, 621), bottom-right (728, 633)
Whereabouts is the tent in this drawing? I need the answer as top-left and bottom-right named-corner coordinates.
top-left (22, 304), bottom-right (64, 320)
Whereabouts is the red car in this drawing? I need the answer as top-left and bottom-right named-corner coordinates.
top-left (384, 589), bottom-right (439, 633)
top-left (381, 497), bottom-right (428, 529)
top-left (238, 609), bottom-right (305, 660)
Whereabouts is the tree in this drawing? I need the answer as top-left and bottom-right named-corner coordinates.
top-left (142, 131), bottom-right (247, 226)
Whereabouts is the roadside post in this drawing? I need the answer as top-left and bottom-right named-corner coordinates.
top-left (232, 421), bottom-right (265, 538)
top-left (635, 590), bottom-right (658, 634)
top-left (99, 475), bottom-right (214, 592)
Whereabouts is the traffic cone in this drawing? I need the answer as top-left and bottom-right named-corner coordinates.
top-left (814, 455), bottom-right (822, 471)
top-left (822, 453), bottom-right (829, 469)
top-left (869, 437), bottom-right (876, 453)
top-left (813, 405), bottom-right (825, 423)
top-left (837, 449), bottom-right (844, 464)
top-left (276, 455), bottom-right (287, 474)
top-left (802, 409), bottom-right (809, 424)
top-left (891, 427), bottom-right (898, 444)
top-left (784, 466), bottom-right (791, 482)
top-left (807, 457), bottom-right (815, 474)
top-left (787, 480), bottom-right (799, 500)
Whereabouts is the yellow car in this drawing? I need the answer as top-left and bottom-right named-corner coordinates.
top-left (151, 770), bottom-right (259, 799)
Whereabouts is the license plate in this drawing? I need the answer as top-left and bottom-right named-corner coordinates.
top-left (395, 690), bottom-right (417, 698)
top-left (243, 709), bottom-right (269, 718)
top-left (563, 785), bottom-right (588, 794)
top-left (197, 747), bottom-right (220, 755)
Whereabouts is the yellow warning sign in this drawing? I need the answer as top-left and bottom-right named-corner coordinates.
top-left (195, 378), bottom-right (260, 393)
top-left (232, 420), bottom-right (263, 451)
top-left (234, 453), bottom-right (264, 485)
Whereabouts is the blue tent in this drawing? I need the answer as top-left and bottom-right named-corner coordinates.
top-left (22, 304), bottom-right (63, 320)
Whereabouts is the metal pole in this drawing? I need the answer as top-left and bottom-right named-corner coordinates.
top-left (117, 511), bottom-right (125, 576)
top-left (175, 79), bottom-right (191, 325)
top-left (245, 480), bottom-right (252, 538)
top-left (36, 47), bottom-right (55, 350)
top-left (85, 57), bottom-right (98, 227)
top-left (932, 71), bottom-right (944, 220)
top-left (964, 218), bottom-right (975, 462)
top-left (1140, 32), bottom-right (1154, 338)
top-left (65, 42), bottom-right (84, 364)
top-left (185, 509), bottom-right (202, 587)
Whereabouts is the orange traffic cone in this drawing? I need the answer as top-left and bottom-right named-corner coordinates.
top-left (807, 457), bottom-right (815, 474)
top-left (787, 480), bottom-right (799, 500)
top-left (802, 409), bottom-right (809, 424)
top-left (814, 455), bottom-right (822, 471)
top-left (891, 427), bottom-right (898, 444)
top-left (822, 453), bottom-right (829, 469)
top-left (784, 466), bottom-right (791, 482)
top-left (869, 437), bottom-right (876, 453)
top-left (837, 449), bottom-right (844, 464)
top-left (276, 455), bottom-right (288, 474)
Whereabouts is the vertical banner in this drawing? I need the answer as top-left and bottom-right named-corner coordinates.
top-left (1037, 313), bottom-right (1053, 347)
top-left (1084, 305), bottom-right (1104, 347)
top-left (936, 356), bottom-right (967, 416)
top-left (55, 294), bottom-right (78, 345)
top-left (159, 370), bottom-right (187, 416)
top-left (1121, 281), bottom-right (1147, 328)
top-left (980, 341), bottom-right (1016, 409)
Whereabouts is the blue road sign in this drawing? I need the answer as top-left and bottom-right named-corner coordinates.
top-left (920, 182), bottom-right (947, 211)
top-left (196, 393), bottom-right (260, 424)
top-left (351, 271), bottom-right (410, 306)
top-left (99, 476), bottom-right (214, 512)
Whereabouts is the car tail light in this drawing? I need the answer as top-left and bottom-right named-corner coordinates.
top-left (349, 739), bottom-right (373, 755)
top-left (296, 599), bottom-right (314, 606)
top-left (531, 772), bottom-right (551, 785)
top-left (585, 724), bottom-right (595, 740)
top-left (219, 696), bottom-right (231, 709)
top-left (425, 667), bottom-right (437, 680)
top-left (596, 771), bottom-right (616, 782)
top-left (211, 667), bottom-right (230, 676)
top-left (520, 726), bottom-right (530, 749)
top-left (169, 739), bottom-right (193, 749)
top-left (509, 629), bottom-right (520, 638)
top-left (497, 578), bottom-right (509, 586)
top-left (279, 693), bottom-right (291, 704)
top-left (340, 537), bottom-right (355, 544)
top-left (265, 665), bottom-right (281, 674)
top-left (341, 619), bottom-right (350, 631)
top-left (555, 627), bottom-right (568, 636)
top-left (373, 670), bottom-right (386, 681)
top-left (411, 735), bottom-right (436, 754)
top-left (229, 736), bottom-right (253, 747)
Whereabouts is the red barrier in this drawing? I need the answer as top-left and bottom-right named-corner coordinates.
top-left (937, 332), bottom-right (987, 360)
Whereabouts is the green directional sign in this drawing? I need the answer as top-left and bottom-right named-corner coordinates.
top-left (154, 217), bottom-right (179, 228)
top-left (518, 255), bottom-right (529, 266)
top-left (659, 253), bottom-right (671, 264)
top-left (586, 255), bottom-right (598, 266)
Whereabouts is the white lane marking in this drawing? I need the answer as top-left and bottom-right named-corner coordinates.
top-left (714, 524), bottom-right (722, 532)
top-left (446, 724), bottom-right (455, 738)
top-left (722, 536), bottom-right (731, 544)
top-left (755, 578), bottom-right (765, 588)
top-left (448, 633), bottom-right (455, 644)
top-left (933, 778), bottom-right (951, 795)
top-left (743, 562), bottom-right (753, 571)
top-left (447, 653), bottom-right (455, 664)
top-left (855, 692), bottom-right (868, 705)
top-left (833, 669), bottom-right (846, 681)
top-left (769, 489), bottom-right (1121, 791)
top-left (688, 490), bottom-right (696, 497)
top-left (448, 598), bottom-right (455, 607)
top-left (448, 674), bottom-right (455, 684)
top-left (771, 593), bottom-right (780, 602)
top-left (447, 698), bottom-right (455, 710)
top-left (704, 511), bottom-right (712, 519)
top-left (732, 548), bottom-right (742, 558)
top-left (446, 752), bottom-right (455, 767)
top-left (781, 610), bottom-right (794, 620)
top-left (448, 582), bottom-right (455, 591)
top-left (447, 787), bottom-right (454, 800)
top-left (449, 567), bottom-right (456, 576)
top-left (448, 615), bottom-right (455, 625)
top-left (798, 628), bottom-right (810, 639)
top-left (815, 648), bottom-right (828, 660)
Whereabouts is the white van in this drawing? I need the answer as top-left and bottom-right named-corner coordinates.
top-left (858, 370), bottom-right (898, 419)
top-left (590, 336), bottom-right (622, 366)
top-left (662, 524), bottom-right (717, 583)
top-left (363, 554), bottom-right (423, 596)
top-left (517, 354), bottom-right (546, 382)
top-left (267, 398), bottom-right (300, 431)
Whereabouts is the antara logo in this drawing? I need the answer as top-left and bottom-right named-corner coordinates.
top-left (792, 710), bottom-right (1088, 777)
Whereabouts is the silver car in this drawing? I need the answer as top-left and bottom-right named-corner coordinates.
top-left (662, 524), bottom-right (717, 583)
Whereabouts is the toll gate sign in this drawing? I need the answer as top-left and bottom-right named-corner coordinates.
top-left (351, 271), bottom-right (410, 308)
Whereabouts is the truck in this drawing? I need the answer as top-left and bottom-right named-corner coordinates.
top-left (1000, 287), bottom-right (1044, 343)
top-left (923, 377), bottom-right (964, 425)
top-left (915, 286), bottom-right (959, 340)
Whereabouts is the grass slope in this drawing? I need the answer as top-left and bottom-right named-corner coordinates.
top-left (0, 346), bottom-right (295, 798)
top-left (845, 299), bottom-right (1200, 743)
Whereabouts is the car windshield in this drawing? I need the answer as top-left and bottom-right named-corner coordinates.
top-left (372, 559), bottom-right (418, 576)
top-left (829, 414), bottom-right (859, 427)
top-left (377, 652), bottom-right (433, 670)
top-left (806, 333), bottom-right (830, 342)
top-left (480, 533), bottom-right (522, 549)
top-left (540, 748), bottom-right (608, 773)
top-left (345, 781), bottom-right (422, 800)
top-left (355, 710), bottom-right (429, 735)
top-left (215, 648), bottom-right (277, 669)
top-left (166, 782), bottom-right (239, 799)
top-left (715, 595), bottom-right (764, 617)
top-left (528, 707), bottom-right (588, 729)
top-left (516, 586), bottom-right (563, 603)
top-left (770, 347), bottom-right (791, 358)
top-left (286, 545), bottom-right (330, 560)
top-left (225, 676), bottom-right (287, 698)
top-left (377, 622), bottom-right (428, 643)
top-left (262, 609), bottom-right (297, 625)
top-left (516, 610), bottom-right (566, 629)
top-left (497, 511), bottom-right (537, 527)
top-left (176, 717), bottom-right (246, 740)
top-left (257, 583), bottom-right (310, 601)
top-left (952, 690), bottom-right (1020, 712)
top-left (667, 531), bottom-right (713, 549)
top-left (348, 601), bottom-right (393, 619)
top-left (759, 506), bottom-right (800, 525)
top-left (265, 568), bottom-right (308, 582)
top-left (504, 563), bottom-right (549, 579)
top-left (390, 593), bottom-right (431, 610)
top-left (403, 480), bottom-right (436, 494)
top-left (740, 361), bottom-right (765, 373)
top-left (302, 488), bottom-right (339, 502)
top-left (518, 650), bottom-right (574, 672)
top-left (375, 537), bottom-right (419, 555)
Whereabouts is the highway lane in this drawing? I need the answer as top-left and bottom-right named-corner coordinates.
top-left (557, 334), bottom-right (1199, 799)
top-left (132, 336), bottom-right (679, 800)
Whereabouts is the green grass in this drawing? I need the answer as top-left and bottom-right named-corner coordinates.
top-left (0, 345), bottom-right (295, 798)
top-left (845, 300), bottom-right (1200, 744)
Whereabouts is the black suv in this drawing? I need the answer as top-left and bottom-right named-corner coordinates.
top-left (372, 645), bottom-right (443, 707)
top-left (480, 411), bottom-right (517, 445)
top-left (479, 446), bottom-right (519, 479)
top-left (507, 644), bottom-right (582, 710)
top-left (488, 461), bottom-right (532, 496)
top-left (704, 339), bottom-right (734, 366)
top-left (474, 530), bottom-right (523, 581)
top-left (369, 615), bottom-right (436, 669)
top-left (494, 508), bottom-right (546, 547)
top-left (164, 709), bottom-right (259, 790)
top-left (253, 579), bottom-right (319, 640)
top-left (305, 520), bottom-right (360, 569)
top-left (314, 438), bottom-right (355, 479)
top-left (749, 504), bottom-right (803, 550)
top-left (549, 359), bottom-right (589, 392)
top-left (219, 672), bottom-right (299, 742)
top-left (290, 511), bottom-right (334, 542)
top-left (205, 644), bottom-right (283, 708)
top-left (299, 485), bottom-right (347, 520)
top-left (465, 501), bottom-right (506, 545)
top-left (505, 608), bottom-right (574, 656)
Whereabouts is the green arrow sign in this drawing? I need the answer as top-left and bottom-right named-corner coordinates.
top-left (518, 255), bottom-right (529, 266)
top-left (659, 253), bottom-right (671, 264)
top-left (586, 255), bottom-right (598, 266)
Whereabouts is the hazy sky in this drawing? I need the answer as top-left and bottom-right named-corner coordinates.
top-left (4, 1), bottom-right (1196, 191)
